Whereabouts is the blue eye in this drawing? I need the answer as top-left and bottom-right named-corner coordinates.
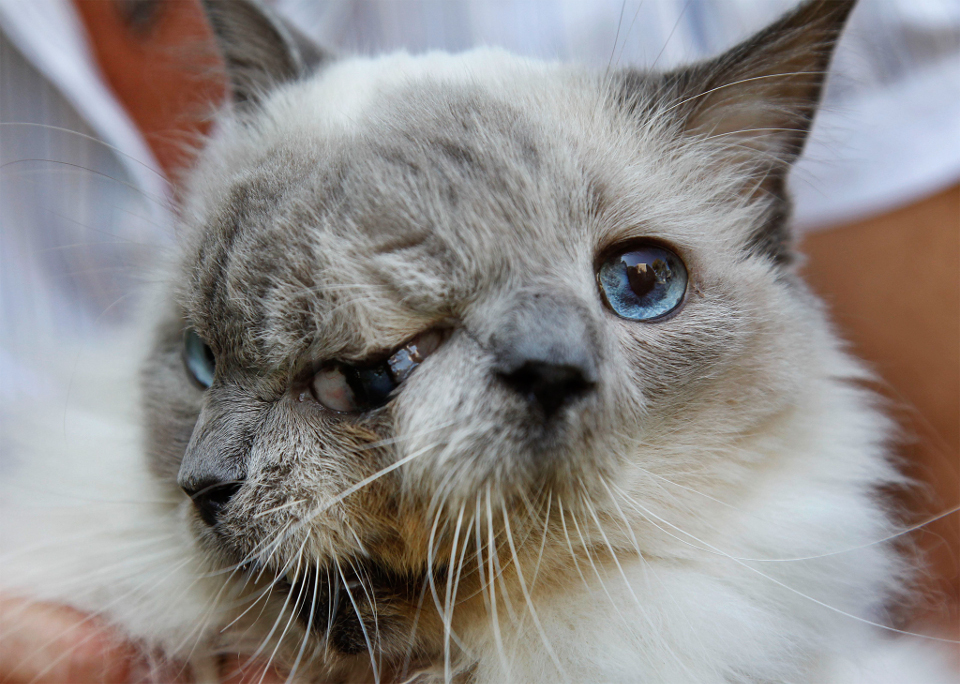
top-left (597, 244), bottom-right (687, 320)
top-left (182, 327), bottom-right (216, 388)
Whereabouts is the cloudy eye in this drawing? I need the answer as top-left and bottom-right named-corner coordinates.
top-left (311, 363), bottom-right (394, 413)
top-left (597, 244), bottom-right (687, 320)
top-left (182, 327), bottom-right (216, 388)
top-left (309, 330), bottom-right (444, 413)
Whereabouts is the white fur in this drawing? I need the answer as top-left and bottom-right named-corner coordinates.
top-left (2, 45), bottom-right (955, 684)
top-left (1, 335), bottom-right (226, 673)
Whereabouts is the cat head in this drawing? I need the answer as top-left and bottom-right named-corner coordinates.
top-left (141, 0), bottom-right (856, 666)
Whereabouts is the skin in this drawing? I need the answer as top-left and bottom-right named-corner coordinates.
top-left (0, 596), bottom-right (285, 684)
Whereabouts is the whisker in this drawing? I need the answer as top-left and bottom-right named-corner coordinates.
top-left (0, 158), bottom-right (173, 212)
top-left (613, 0), bottom-right (646, 69)
top-left (252, 498), bottom-right (308, 520)
top-left (284, 556), bottom-right (318, 684)
top-left (660, 71), bottom-right (832, 116)
top-left (613, 484), bottom-right (960, 645)
top-left (648, 0), bottom-right (692, 72)
top-left (557, 498), bottom-right (590, 590)
top-left (528, 491), bottom-right (553, 590)
top-left (0, 122), bottom-right (170, 183)
top-left (484, 486), bottom-right (509, 676)
top-left (399, 572), bottom-right (432, 681)
top-left (627, 470), bottom-right (960, 562)
top-left (604, 0), bottom-right (628, 75)
top-left (271, 426), bottom-right (462, 553)
top-left (260, 539), bottom-right (310, 684)
top-left (442, 503), bottom-right (465, 683)
top-left (500, 499), bottom-right (566, 680)
top-left (335, 557), bottom-right (380, 682)
top-left (578, 486), bottom-right (696, 679)
top-left (567, 505), bottom-right (630, 628)
top-left (244, 537), bottom-right (309, 665)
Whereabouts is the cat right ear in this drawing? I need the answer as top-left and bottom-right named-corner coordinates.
top-left (201, 0), bottom-right (331, 108)
top-left (615, 0), bottom-right (855, 263)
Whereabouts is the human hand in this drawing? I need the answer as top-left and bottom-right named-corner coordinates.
top-left (0, 596), bottom-right (286, 684)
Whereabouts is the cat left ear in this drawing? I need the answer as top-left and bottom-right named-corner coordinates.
top-left (662, 0), bottom-right (855, 261)
top-left (201, 0), bottom-right (331, 109)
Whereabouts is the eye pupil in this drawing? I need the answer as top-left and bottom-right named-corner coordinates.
top-left (347, 365), bottom-right (395, 409)
top-left (626, 262), bottom-right (656, 298)
top-left (309, 330), bottom-right (447, 413)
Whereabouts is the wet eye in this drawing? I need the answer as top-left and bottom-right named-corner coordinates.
top-left (597, 244), bottom-right (687, 320)
top-left (312, 363), bottom-right (394, 413)
top-left (309, 330), bottom-right (444, 413)
top-left (182, 327), bottom-right (216, 388)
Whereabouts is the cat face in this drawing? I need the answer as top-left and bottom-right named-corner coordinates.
top-left (141, 0), bottom-right (856, 665)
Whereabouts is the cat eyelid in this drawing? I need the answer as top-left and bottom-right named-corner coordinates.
top-left (310, 325), bottom-right (452, 370)
top-left (592, 236), bottom-right (688, 273)
top-left (299, 327), bottom-right (450, 412)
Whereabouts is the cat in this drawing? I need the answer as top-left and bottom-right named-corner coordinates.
top-left (1, 0), bottom-right (954, 682)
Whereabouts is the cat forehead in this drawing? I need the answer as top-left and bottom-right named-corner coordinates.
top-left (188, 46), bottom-right (695, 265)
top-left (260, 47), bottom-right (563, 137)
top-left (180, 50), bottom-right (603, 358)
top-left (192, 46), bottom-right (598, 241)
top-left (179, 48), bottom-right (743, 363)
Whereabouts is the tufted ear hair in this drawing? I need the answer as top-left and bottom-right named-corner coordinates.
top-left (622, 0), bottom-right (856, 263)
top-left (201, 0), bottom-right (331, 109)
top-left (676, 0), bottom-right (855, 162)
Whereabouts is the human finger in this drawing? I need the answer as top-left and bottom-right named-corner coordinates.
top-left (0, 595), bottom-right (141, 684)
top-left (219, 655), bottom-right (288, 684)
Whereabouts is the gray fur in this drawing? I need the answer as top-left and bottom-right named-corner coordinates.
top-left (136, 1), bottom-right (895, 680)
top-left (616, 0), bottom-right (855, 263)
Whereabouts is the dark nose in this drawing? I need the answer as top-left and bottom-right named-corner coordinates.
top-left (491, 295), bottom-right (599, 419)
top-left (499, 360), bottom-right (595, 419)
top-left (178, 395), bottom-right (254, 528)
top-left (181, 478), bottom-right (243, 528)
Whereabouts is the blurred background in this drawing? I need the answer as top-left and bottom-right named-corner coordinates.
top-left (1, 0), bottom-right (957, 642)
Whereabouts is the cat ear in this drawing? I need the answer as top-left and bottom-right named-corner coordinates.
top-left (201, 0), bottom-right (331, 108)
top-left (658, 0), bottom-right (854, 261)
top-left (677, 0), bottom-right (853, 159)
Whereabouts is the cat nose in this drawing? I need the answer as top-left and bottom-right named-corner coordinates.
top-left (178, 395), bottom-right (255, 527)
top-left (492, 295), bottom-right (599, 419)
top-left (499, 360), bottom-right (595, 418)
top-left (180, 477), bottom-right (243, 528)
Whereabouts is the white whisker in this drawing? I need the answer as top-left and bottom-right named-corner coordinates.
top-left (336, 558), bottom-right (380, 682)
